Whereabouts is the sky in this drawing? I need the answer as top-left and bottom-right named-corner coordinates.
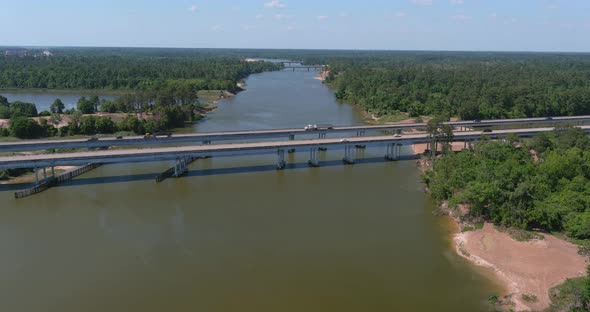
top-left (1, 0), bottom-right (590, 52)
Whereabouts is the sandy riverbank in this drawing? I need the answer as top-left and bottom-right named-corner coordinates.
top-left (314, 69), bottom-right (330, 81)
top-left (456, 223), bottom-right (587, 311)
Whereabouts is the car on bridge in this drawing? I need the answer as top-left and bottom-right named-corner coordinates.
top-left (304, 124), bottom-right (334, 130)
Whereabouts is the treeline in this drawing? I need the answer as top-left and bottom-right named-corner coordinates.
top-left (424, 126), bottom-right (590, 240)
top-left (0, 79), bottom-right (207, 139)
top-left (320, 52), bottom-right (590, 120)
top-left (0, 54), bottom-right (280, 91)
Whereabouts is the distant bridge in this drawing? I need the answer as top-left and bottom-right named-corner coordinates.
top-left (283, 65), bottom-right (325, 71)
top-left (1, 115), bottom-right (589, 153)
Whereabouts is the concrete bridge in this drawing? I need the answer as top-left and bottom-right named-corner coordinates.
top-left (2, 126), bottom-right (587, 173)
top-left (1, 115), bottom-right (590, 153)
top-left (283, 66), bottom-right (324, 71)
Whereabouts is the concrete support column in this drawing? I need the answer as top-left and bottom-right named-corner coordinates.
top-left (396, 144), bottom-right (403, 159)
top-left (343, 145), bottom-right (355, 164)
top-left (276, 149), bottom-right (286, 169)
top-left (34, 167), bottom-right (39, 184)
top-left (385, 143), bottom-right (396, 161)
top-left (308, 147), bottom-right (319, 167)
top-left (43, 167), bottom-right (47, 180)
top-left (51, 166), bottom-right (55, 178)
top-left (355, 130), bottom-right (366, 149)
top-left (289, 134), bottom-right (295, 141)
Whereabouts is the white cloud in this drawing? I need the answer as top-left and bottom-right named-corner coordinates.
top-left (489, 12), bottom-right (497, 21)
top-left (450, 0), bottom-right (464, 5)
top-left (450, 14), bottom-right (472, 21)
top-left (256, 14), bottom-right (264, 19)
top-left (339, 12), bottom-right (349, 18)
top-left (395, 11), bottom-right (408, 18)
top-left (285, 26), bottom-right (296, 31)
top-left (242, 25), bottom-right (256, 31)
top-left (317, 15), bottom-right (329, 21)
top-left (264, 0), bottom-right (287, 8)
top-left (211, 25), bottom-right (223, 31)
top-left (545, 5), bottom-right (560, 10)
top-left (274, 14), bottom-right (288, 20)
top-left (412, 0), bottom-right (433, 6)
top-left (189, 5), bottom-right (198, 12)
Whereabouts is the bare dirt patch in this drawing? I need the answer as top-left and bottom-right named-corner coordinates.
top-left (456, 223), bottom-right (588, 311)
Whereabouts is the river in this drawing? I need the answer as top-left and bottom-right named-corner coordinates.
top-left (0, 68), bottom-right (500, 311)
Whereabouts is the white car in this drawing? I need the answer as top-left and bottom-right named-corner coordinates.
top-left (340, 138), bottom-right (349, 143)
top-left (304, 124), bottom-right (318, 130)
top-left (394, 134), bottom-right (402, 138)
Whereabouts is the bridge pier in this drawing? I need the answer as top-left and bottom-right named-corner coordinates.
top-left (355, 130), bottom-right (366, 149)
top-left (289, 134), bottom-right (295, 140)
top-left (385, 143), bottom-right (402, 161)
top-left (318, 132), bottom-right (328, 151)
top-left (33, 167), bottom-right (39, 184)
top-left (276, 149), bottom-right (286, 169)
top-left (42, 167), bottom-right (47, 180)
top-left (343, 145), bottom-right (355, 164)
top-left (173, 156), bottom-right (189, 177)
top-left (51, 166), bottom-right (55, 178)
top-left (308, 147), bottom-right (319, 167)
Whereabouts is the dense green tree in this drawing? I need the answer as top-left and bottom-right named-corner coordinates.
top-left (79, 116), bottom-right (97, 135)
top-left (95, 116), bottom-right (116, 134)
top-left (9, 117), bottom-right (44, 139)
top-left (50, 98), bottom-right (65, 114)
top-left (77, 97), bottom-right (95, 114)
top-left (9, 101), bottom-right (38, 118)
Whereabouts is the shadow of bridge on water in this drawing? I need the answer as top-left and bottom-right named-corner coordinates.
top-left (0, 155), bottom-right (421, 192)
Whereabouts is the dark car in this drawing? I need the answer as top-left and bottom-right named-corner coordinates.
top-left (483, 129), bottom-right (492, 133)
top-left (87, 137), bottom-right (98, 142)
top-left (474, 119), bottom-right (481, 123)
top-left (116, 136), bottom-right (123, 139)
top-left (545, 117), bottom-right (553, 121)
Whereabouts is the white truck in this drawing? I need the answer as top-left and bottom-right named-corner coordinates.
top-left (304, 124), bottom-right (334, 131)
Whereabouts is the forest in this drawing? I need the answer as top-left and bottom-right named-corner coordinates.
top-left (424, 126), bottom-right (590, 240)
top-left (0, 51), bottom-right (280, 91)
top-left (320, 52), bottom-right (590, 120)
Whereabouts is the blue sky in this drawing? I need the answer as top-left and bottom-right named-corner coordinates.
top-left (1, 0), bottom-right (589, 51)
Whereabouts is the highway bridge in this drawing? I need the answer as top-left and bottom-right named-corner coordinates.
top-left (1, 115), bottom-right (589, 153)
top-left (2, 126), bottom-right (588, 171)
top-left (283, 65), bottom-right (324, 71)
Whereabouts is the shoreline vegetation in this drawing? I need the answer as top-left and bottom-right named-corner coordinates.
top-left (413, 127), bottom-right (590, 311)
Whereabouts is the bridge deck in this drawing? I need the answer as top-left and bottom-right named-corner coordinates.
top-left (1, 115), bottom-right (589, 153)
top-left (1, 126), bottom-right (584, 169)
